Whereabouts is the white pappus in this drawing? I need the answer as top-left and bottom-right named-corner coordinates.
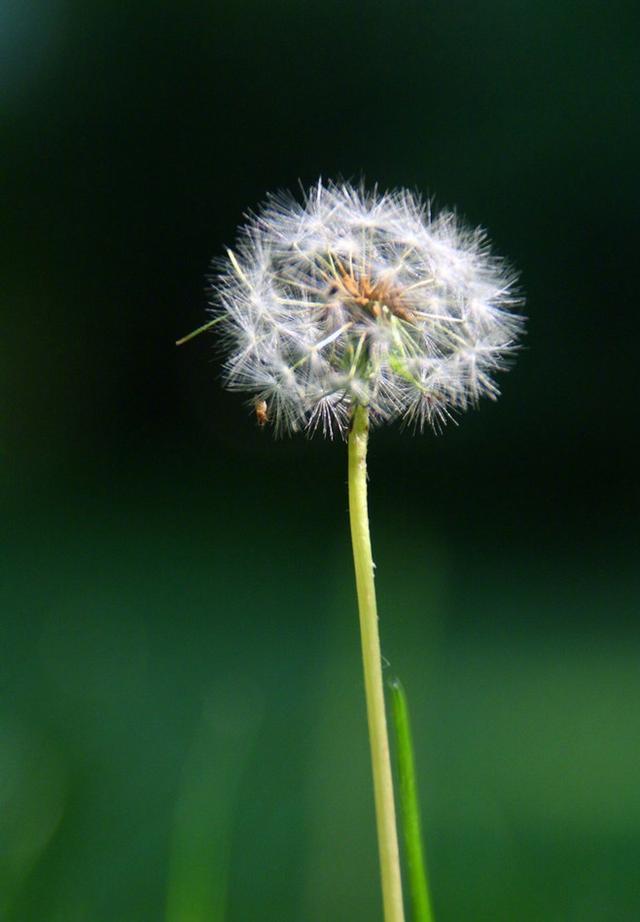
top-left (209, 180), bottom-right (524, 437)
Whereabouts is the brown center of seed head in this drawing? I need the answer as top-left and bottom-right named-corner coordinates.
top-left (329, 259), bottom-right (416, 324)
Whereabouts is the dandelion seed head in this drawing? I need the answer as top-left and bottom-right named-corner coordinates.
top-left (208, 180), bottom-right (524, 437)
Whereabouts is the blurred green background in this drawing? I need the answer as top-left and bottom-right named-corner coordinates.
top-left (2, 1), bottom-right (639, 919)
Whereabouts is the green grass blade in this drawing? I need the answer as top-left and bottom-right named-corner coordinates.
top-left (389, 677), bottom-right (435, 922)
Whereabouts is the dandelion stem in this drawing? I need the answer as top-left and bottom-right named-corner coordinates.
top-left (348, 404), bottom-right (405, 922)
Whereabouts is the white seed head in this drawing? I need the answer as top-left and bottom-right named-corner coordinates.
top-left (209, 180), bottom-right (524, 437)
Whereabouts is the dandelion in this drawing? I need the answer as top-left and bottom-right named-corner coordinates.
top-left (209, 180), bottom-right (523, 437)
top-left (182, 180), bottom-right (524, 922)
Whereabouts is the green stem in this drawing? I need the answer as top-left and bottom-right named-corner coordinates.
top-left (348, 404), bottom-right (405, 922)
top-left (389, 677), bottom-right (435, 922)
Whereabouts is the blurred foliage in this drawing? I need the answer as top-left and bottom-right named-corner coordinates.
top-left (2, 0), bottom-right (639, 919)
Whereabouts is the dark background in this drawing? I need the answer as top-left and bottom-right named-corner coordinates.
top-left (2, 2), bottom-right (639, 920)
